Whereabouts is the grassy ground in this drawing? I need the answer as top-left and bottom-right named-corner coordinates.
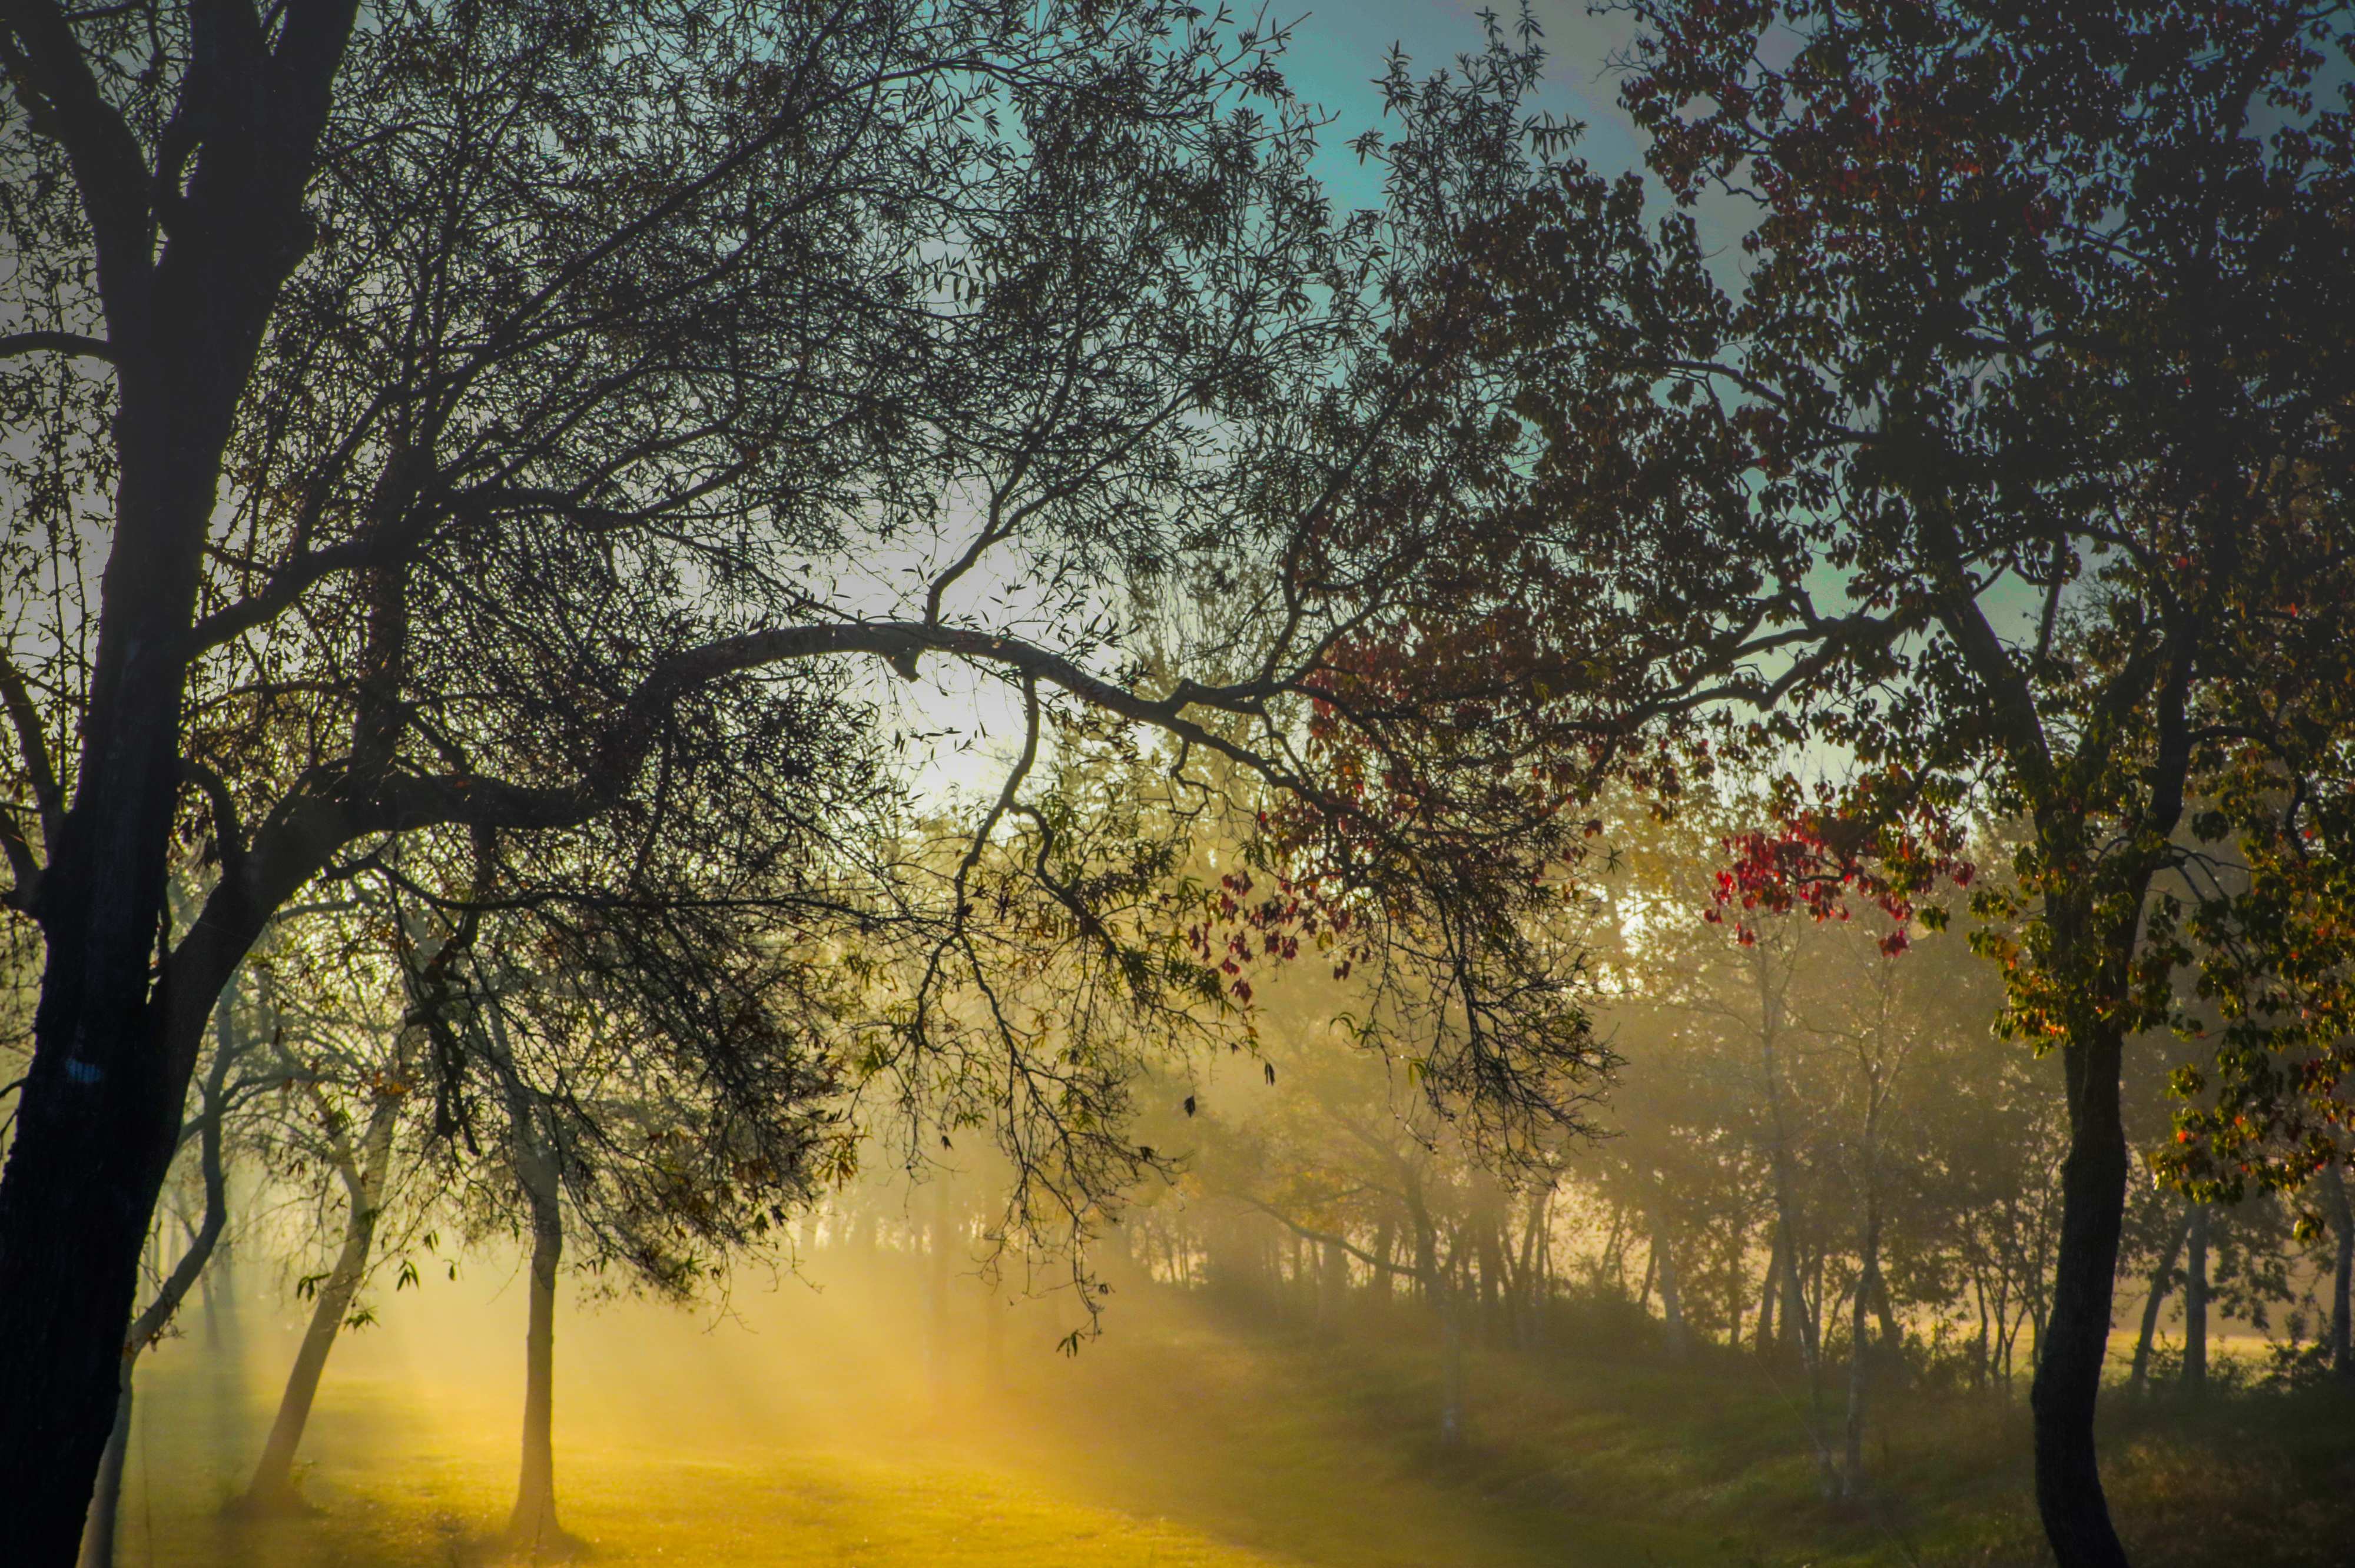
top-left (114, 1270), bottom-right (2352, 1568)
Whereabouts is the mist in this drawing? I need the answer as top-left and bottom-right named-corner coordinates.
top-left (102, 878), bottom-right (2352, 1568)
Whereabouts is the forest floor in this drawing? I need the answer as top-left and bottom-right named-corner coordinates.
top-left (115, 1269), bottom-right (2354, 1568)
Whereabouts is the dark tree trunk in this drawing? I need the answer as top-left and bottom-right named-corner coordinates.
top-left (1474, 1217), bottom-right (1507, 1346)
top-left (2181, 1201), bottom-right (2209, 1392)
top-left (0, 852), bottom-right (218, 1563)
top-left (2027, 1024), bottom-right (2132, 1568)
top-left (0, 15), bottom-right (364, 1554)
top-left (2320, 1164), bottom-right (2353, 1382)
top-left (82, 1004), bottom-right (240, 1566)
top-left (1843, 1199), bottom-right (1882, 1499)
top-left (1756, 1228), bottom-right (1783, 1357)
top-left (2127, 1205), bottom-right (2191, 1393)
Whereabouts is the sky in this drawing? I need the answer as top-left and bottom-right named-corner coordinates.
top-left (891, 4), bottom-right (1683, 809)
top-left (1278, 0), bottom-right (1651, 180)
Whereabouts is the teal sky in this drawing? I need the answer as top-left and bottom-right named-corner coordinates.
top-left (1273, 1), bottom-right (1650, 191)
top-left (1272, 3), bottom-right (1764, 270)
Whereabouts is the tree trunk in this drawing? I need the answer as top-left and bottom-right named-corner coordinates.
top-left (1437, 1261), bottom-right (1465, 1446)
top-left (503, 1084), bottom-right (569, 1556)
top-left (239, 1041), bottom-right (407, 1513)
top-left (76, 1377), bottom-right (136, 1568)
top-left (1756, 1228), bottom-right (1782, 1357)
top-left (2180, 1201), bottom-right (2209, 1392)
top-left (2321, 1163), bottom-right (2353, 1382)
top-left (1843, 1199), bottom-right (1882, 1499)
top-left (237, 1198), bottom-right (378, 1511)
top-left (2127, 1205), bottom-right (2191, 1393)
top-left (1513, 1192), bottom-right (1545, 1350)
top-left (508, 1198), bottom-right (564, 1551)
top-left (0, 945), bottom-right (221, 1563)
top-left (1650, 1198), bottom-right (1686, 1364)
top-left (0, 24), bottom-right (360, 1550)
top-left (2027, 1021), bottom-right (2132, 1568)
top-left (82, 997), bottom-right (244, 1566)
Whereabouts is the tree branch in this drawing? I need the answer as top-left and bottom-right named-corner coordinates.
top-left (1239, 1197), bottom-right (1422, 1280)
top-left (0, 330), bottom-right (114, 363)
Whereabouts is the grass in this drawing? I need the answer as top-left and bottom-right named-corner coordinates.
top-left (114, 1407), bottom-right (1302, 1567)
top-left (112, 1270), bottom-right (2354, 1568)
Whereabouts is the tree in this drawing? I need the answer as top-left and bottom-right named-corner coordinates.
top-left (1354, 4), bottom-right (2355, 1560)
top-left (78, 976), bottom-right (261, 1567)
top-left (232, 912), bottom-right (434, 1515)
top-left (0, 5), bottom-right (1611, 1554)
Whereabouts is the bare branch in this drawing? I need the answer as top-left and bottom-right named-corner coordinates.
top-left (0, 330), bottom-right (114, 362)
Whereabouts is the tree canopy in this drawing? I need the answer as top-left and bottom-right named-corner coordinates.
top-left (0, 3), bottom-right (1613, 1557)
top-left (1392, 4), bottom-right (2355, 1563)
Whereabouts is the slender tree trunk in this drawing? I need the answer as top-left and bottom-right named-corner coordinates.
top-left (1651, 1196), bottom-right (1686, 1364)
top-left (2027, 1017), bottom-right (2132, 1568)
top-left (1319, 1238), bottom-right (1348, 1334)
top-left (237, 1198), bottom-right (377, 1510)
top-left (1725, 1231), bottom-right (1746, 1351)
top-left (1513, 1192), bottom-right (1544, 1350)
top-left (77, 1381), bottom-right (137, 1568)
top-left (2181, 1201), bottom-right (2209, 1392)
top-left (1437, 1259), bottom-right (1465, 1447)
top-left (1843, 1199), bottom-right (1882, 1499)
top-left (1756, 1228), bottom-right (1783, 1357)
top-left (1474, 1208), bottom-right (1507, 1346)
top-left (2320, 1163), bottom-right (2353, 1382)
top-left (503, 1082), bottom-right (569, 1555)
top-left (2128, 1205), bottom-right (2191, 1393)
top-left (239, 1043), bottom-right (407, 1513)
top-left (506, 1194), bottom-right (564, 1549)
top-left (1808, 1249), bottom-right (1827, 1356)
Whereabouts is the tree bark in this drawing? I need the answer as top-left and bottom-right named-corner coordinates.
top-left (2180, 1201), bottom-right (2209, 1392)
top-left (238, 1041), bottom-right (409, 1512)
top-left (1756, 1228), bottom-right (1783, 1357)
top-left (75, 1381), bottom-right (137, 1568)
top-left (1650, 1196), bottom-right (1686, 1364)
top-left (1437, 1261), bottom-right (1466, 1447)
top-left (0, 12), bottom-right (363, 1555)
top-left (84, 994), bottom-right (241, 1565)
top-left (2127, 1205), bottom-right (2191, 1393)
top-left (503, 1087), bottom-right (569, 1555)
top-left (1843, 1198), bottom-right (1882, 1499)
top-left (507, 1195), bottom-right (565, 1551)
top-left (2320, 1164), bottom-right (2353, 1382)
top-left (2027, 1022), bottom-right (2132, 1568)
